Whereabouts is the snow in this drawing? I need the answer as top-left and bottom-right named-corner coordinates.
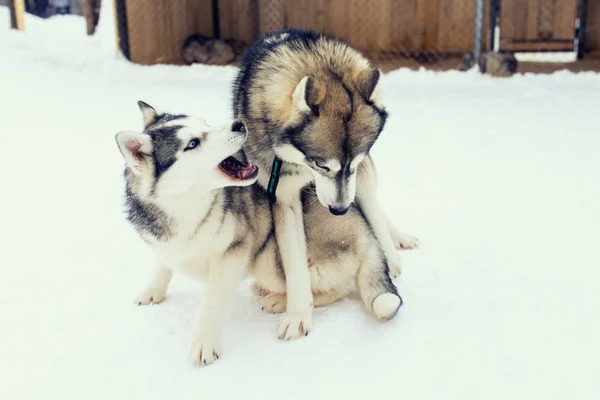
top-left (2, 6), bottom-right (600, 400)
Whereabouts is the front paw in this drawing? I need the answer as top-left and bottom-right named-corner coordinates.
top-left (277, 308), bottom-right (312, 340)
top-left (261, 293), bottom-right (287, 314)
top-left (394, 233), bottom-right (420, 250)
top-left (189, 335), bottom-right (221, 367)
top-left (134, 287), bottom-right (166, 305)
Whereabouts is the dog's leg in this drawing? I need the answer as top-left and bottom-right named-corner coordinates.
top-left (357, 158), bottom-right (417, 278)
top-left (356, 247), bottom-right (402, 321)
top-left (189, 254), bottom-right (247, 367)
top-left (135, 263), bottom-right (173, 305)
top-left (261, 290), bottom-right (345, 314)
top-left (272, 197), bottom-right (313, 340)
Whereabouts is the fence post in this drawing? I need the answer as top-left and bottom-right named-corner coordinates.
top-left (577, 0), bottom-right (588, 60)
top-left (473, 0), bottom-right (485, 63)
top-left (10, 0), bottom-right (25, 31)
top-left (488, 0), bottom-right (499, 52)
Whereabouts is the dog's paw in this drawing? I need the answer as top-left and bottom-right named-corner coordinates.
top-left (277, 309), bottom-right (312, 340)
top-left (189, 336), bottom-right (221, 367)
top-left (393, 233), bottom-right (420, 250)
top-left (261, 293), bottom-right (286, 314)
top-left (134, 288), bottom-right (166, 305)
top-left (388, 256), bottom-right (403, 279)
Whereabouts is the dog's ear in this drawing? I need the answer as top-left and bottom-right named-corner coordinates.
top-left (115, 130), bottom-right (153, 175)
top-left (354, 68), bottom-right (382, 108)
top-left (292, 75), bottom-right (326, 115)
top-left (137, 101), bottom-right (158, 128)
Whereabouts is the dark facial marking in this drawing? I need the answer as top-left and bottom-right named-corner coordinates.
top-left (146, 125), bottom-right (184, 180)
top-left (146, 113), bottom-right (188, 129)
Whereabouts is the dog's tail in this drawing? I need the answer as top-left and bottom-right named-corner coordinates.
top-left (356, 248), bottom-right (402, 321)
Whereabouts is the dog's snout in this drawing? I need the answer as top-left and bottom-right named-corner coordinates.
top-left (231, 120), bottom-right (246, 134)
top-left (329, 206), bottom-right (349, 216)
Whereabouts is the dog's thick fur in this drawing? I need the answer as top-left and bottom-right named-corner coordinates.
top-left (116, 103), bottom-right (402, 366)
top-left (232, 29), bottom-right (418, 340)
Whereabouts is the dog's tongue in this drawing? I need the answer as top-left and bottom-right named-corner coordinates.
top-left (237, 164), bottom-right (258, 179)
top-left (219, 156), bottom-right (258, 180)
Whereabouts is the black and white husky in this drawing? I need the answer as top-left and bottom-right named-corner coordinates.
top-left (116, 102), bottom-right (403, 366)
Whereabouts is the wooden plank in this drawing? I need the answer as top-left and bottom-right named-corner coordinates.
top-left (586, 0), bottom-right (600, 53)
top-left (500, 0), bottom-right (515, 42)
top-left (499, 40), bottom-right (575, 51)
top-left (437, 0), bottom-right (453, 51)
top-left (500, 0), bottom-right (530, 49)
top-left (325, 0), bottom-right (348, 39)
top-left (286, 0), bottom-right (316, 31)
top-left (83, 0), bottom-right (102, 36)
top-left (537, 0), bottom-right (554, 38)
top-left (315, 0), bottom-right (327, 32)
top-left (437, 0), bottom-right (476, 53)
top-left (126, 0), bottom-right (213, 65)
top-left (374, 0), bottom-right (394, 51)
top-left (389, 0), bottom-right (416, 52)
top-left (424, 0), bottom-right (439, 50)
top-left (552, 0), bottom-right (577, 40)
top-left (220, 0), bottom-right (257, 43)
top-left (348, 0), bottom-right (372, 51)
top-left (526, 0), bottom-right (540, 40)
top-left (12, 0), bottom-right (25, 31)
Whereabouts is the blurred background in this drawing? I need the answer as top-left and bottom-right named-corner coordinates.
top-left (5, 0), bottom-right (600, 74)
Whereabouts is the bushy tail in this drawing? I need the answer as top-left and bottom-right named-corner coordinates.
top-left (356, 248), bottom-right (402, 321)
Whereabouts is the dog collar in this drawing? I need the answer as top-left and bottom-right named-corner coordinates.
top-left (267, 156), bottom-right (282, 203)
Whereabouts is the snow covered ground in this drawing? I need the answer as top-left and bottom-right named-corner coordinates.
top-left (1, 6), bottom-right (599, 400)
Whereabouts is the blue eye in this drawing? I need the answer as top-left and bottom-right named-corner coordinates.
top-left (185, 139), bottom-right (200, 151)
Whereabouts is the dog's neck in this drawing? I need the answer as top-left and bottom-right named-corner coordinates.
top-left (157, 188), bottom-right (216, 220)
top-left (146, 186), bottom-right (219, 238)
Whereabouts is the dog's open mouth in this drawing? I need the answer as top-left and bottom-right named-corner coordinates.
top-left (219, 156), bottom-right (259, 181)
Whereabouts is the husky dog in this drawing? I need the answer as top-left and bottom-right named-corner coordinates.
top-left (116, 102), bottom-right (402, 366)
top-left (232, 29), bottom-right (419, 340)
top-left (116, 102), bottom-right (260, 367)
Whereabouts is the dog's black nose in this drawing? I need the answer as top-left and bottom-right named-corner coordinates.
top-left (232, 121), bottom-right (246, 133)
top-left (329, 206), bottom-right (349, 216)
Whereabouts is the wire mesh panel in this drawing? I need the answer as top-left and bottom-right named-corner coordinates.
top-left (253, 0), bottom-right (485, 66)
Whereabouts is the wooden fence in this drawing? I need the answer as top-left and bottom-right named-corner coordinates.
top-left (117, 0), bottom-right (486, 65)
top-left (107, 0), bottom-right (600, 65)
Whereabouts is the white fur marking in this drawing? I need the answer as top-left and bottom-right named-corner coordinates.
top-left (350, 154), bottom-right (365, 171)
top-left (292, 76), bottom-right (311, 114)
top-left (275, 144), bottom-right (307, 165)
top-left (326, 159), bottom-right (341, 173)
top-left (370, 72), bottom-right (383, 108)
top-left (372, 293), bottom-right (401, 320)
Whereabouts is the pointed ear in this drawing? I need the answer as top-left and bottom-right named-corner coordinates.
top-left (137, 101), bottom-right (158, 128)
top-left (115, 130), bottom-right (153, 175)
top-left (292, 76), bottom-right (326, 114)
top-left (355, 68), bottom-right (382, 107)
